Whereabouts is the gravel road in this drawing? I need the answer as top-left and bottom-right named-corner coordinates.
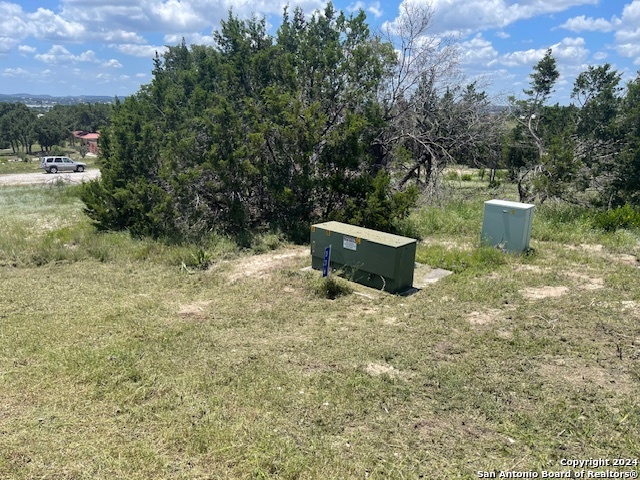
top-left (0, 169), bottom-right (101, 186)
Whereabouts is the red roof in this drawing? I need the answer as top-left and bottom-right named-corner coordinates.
top-left (73, 131), bottom-right (100, 141)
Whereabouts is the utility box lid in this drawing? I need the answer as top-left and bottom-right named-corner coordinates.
top-left (310, 221), bottom-right (417, 294)
top-left (481, 199), bottom-right (535, 253)
top-left (312, 221), bottom-right (415, 248)
top-left (484, 199), bottom-right (535, 210)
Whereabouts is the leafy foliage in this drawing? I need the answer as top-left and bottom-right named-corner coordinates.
top-left (0, 103), bottom-right (37, 153)
top-left (81, 4), bottom-right (414, 242)
top-left (592, 204), bottom-right (640, 231)
top-left (0, 101), bottom-right (110, 154)
top-left (508, 49), bottom-right (560, 202)
top-left (507, 53), bottom-right (640, 209)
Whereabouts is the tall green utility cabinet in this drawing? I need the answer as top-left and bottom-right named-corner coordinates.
top-left (310, 221), bottom-right (417, 294)
top-left (481, 199), bottom-right (535, 253)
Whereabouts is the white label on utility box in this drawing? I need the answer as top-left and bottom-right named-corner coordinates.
top-left (343, 235), bottom-right (357, 251)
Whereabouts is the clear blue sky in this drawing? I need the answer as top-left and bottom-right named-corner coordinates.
top-left (1, 0), bottom-right (639, 104)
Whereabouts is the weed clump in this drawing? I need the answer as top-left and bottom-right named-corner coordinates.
top-left (309, 274), bottom-right (353, 299)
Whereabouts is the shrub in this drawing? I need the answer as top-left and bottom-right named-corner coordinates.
top-left (592, 204), bottom-right (640, 231)
top-left (309, 273), bottom-right (353, 299)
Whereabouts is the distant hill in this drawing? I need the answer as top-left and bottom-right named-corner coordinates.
top-left (0, 93), bottom-right (115, 107)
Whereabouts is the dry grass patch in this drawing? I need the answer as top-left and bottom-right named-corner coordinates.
top-left (564, 271), bottom-right (605, 290)
top-left (567, 243), bottom-right (639, 267)
top-left (513, 264), bottom-right (549, 273)
top-left (364, 362), bottom-right (400, 377)
top-left (521, 285), bottom-right (570, 299)
top-left (538, 360), bottom-right (635, 395)
top-left (177, 300), bottom-right (213, 320)
top-left (224, 246), bottom-right (308, 282)
top-left (467, 308), bottom-right (505, 326)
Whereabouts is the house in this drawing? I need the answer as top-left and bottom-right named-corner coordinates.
top-left (72, 131), bottom-right (100, 155)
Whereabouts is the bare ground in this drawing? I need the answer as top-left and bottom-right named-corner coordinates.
top-left (0, 169), bottom-right (100, 186)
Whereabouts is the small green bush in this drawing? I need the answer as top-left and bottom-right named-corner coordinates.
top-left (251, 232), bottom-right (286, 254)
top-left (460, 173), bottom-right (473, 182)
top-left (309, 274), bottom-right (353, 299)
top-left (50, 145), bottom-right (66, 156)
top-left (592, 204), bottom-right (640, 232)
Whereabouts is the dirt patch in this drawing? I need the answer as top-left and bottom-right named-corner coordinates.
top-left (365, 362), bottom-right (402, 378)
top-left (467, 309), bottom-right (504, 326)
top-left (613, 254), bottom-right (639, 267)
top-left (177, 300), bottom-right (212, 320)
top-left (514, 264), bottom-right (548, 274)
top-left (538, 360), bottom-right (634, 394)
top-left (521, 286), bottom-right (569, 300)
top-left (383, 316), bottom-right (400, 326)
top-left (564, 272), bottom-right (605, 291)
top-left (358, 306), bottom-right (379, 315)
top-left (621, 301), bottom-right (640, 318)
top-left (414, 414), bottom-right (502, 445)
top-left (0, 169), bottom-right (100, 186)
top-left (576, 243), bottom-right (604, 253)
top-left (567, 244), bottom-right (638, 267)
top-left (226, 247), bottom-right (308, 281)
top-left (496, 329), bottom-right (513, 339)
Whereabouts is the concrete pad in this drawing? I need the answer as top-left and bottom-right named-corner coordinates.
top-left (302, 262), bottom-right (452, 297)
top-left (412, 263), bottom-right (453, 289)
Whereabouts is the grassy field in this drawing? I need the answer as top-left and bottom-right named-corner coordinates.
top-left (0, 177), bottom-right (639, 479)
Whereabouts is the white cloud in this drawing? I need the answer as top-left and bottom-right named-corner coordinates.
top-left (613, 0), bottom-right (640, 62)
top-left (499, 37), bottom-right (588, 68)
top-left (458, 34), bottom-right (499, 66)
top-left (18, 45), bottom-right (37, 55)
top-left (103, 59), bottom-right (124, 68)
top-left (1, 67), bottom-right (30, 77)
top-left (59, 0), bottom-right (325, 34)
top-left (164, 33), bottom-right (216, 46)
top-left (27, 7), bottom-right (87, 42)
top-left (348, 1), bottom-right (383, 18)
top-left (552, 37), bottom-right (589, 65)
top-left (559, 15), bottom-right (618, 32)
top-left (35, 45), bottom-right (76, 64)
top-left (389, 0), bottom-right (599, 36)
top-left (34, 45), bottom-right (103, 65)
top-left (78, 50), bottom-right (98, 63)
top-left (500, 47), bottom-right (548, 68)
top-left (617, 43), bottom-right (640, 61)
top-left (495, 31), bottom-right (510, 39)
top-left (0, 3), bottom-right (29, 52)
top-left (114, 44), bottom-right (168, 58)
top-left (101, 30), bottom-right (147, 44)
top-left (593, 51), bottom-right (608, 61)
top-left (155, 0), bottom-right (203, 30)
top-left (367, 1), bottom-right (383, 18)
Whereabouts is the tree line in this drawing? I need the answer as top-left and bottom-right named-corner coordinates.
top-left (80, 2), bottom-right (639, 243)
top-left (0, 103), bottom-right (111, 155)
top-left (81, 3), bottom-right (502, 242)
top-left (506, 50), bottom-right (640, 208)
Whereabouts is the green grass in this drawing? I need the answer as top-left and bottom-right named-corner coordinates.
top-left (0, 183), bottom-right (639, 479)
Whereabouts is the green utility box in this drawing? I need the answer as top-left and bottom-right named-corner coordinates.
top-left (481, 199), bottom-right (535, 253)
top-left (310, 221), bottom-right (417, 293)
